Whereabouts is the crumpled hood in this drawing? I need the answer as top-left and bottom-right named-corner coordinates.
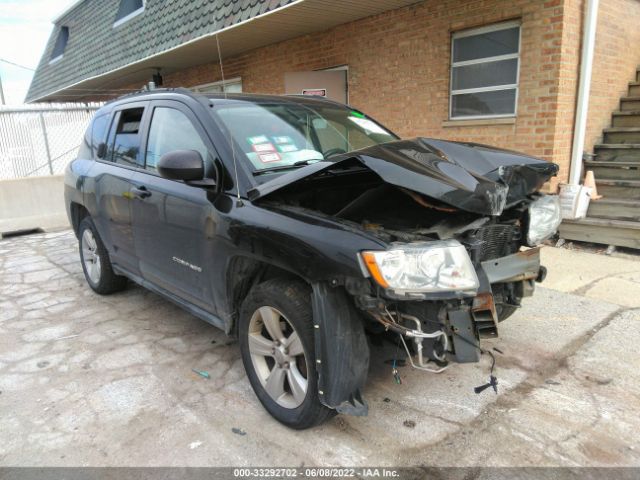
top-left (249, 138), bottom-right (559, 216)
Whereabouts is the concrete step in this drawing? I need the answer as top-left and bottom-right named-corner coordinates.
top-left (587, 198), bottom-right (640, 221)
top-left (629, 82), bottom-right (640, 96)
top-left (603, 127), bottom-right (640, 144)
top-left (584, 160), bottom-right (640, 179)
top-left (621, 96), bottom-right (640, 111)
top-left (559, 217), bottom-right (640, 249)
top-left (594, 143), bottom-right (640, 161)
top-left (596, 179), bottom-right (640, 199)
top-left (611, 110), bottom-right (640, 128)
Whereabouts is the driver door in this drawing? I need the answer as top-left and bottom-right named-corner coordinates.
top-left (130, 100), bottom-right (217, 312)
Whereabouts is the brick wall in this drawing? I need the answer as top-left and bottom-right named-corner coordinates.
top-left (160, 0), bottom-right (582, 186)
top-left (584, 0), bottom-right (640, 153)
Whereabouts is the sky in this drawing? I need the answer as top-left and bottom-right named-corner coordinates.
top-left (0, 0), bottom-right (76, 105)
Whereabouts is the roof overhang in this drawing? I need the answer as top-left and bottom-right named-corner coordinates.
top-left (35, 0), bottom-right (420, 102)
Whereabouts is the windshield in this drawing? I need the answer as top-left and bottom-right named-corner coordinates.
top-left (210, 101), bottom-right (398, 173)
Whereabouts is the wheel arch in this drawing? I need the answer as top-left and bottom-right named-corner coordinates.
top-left (225, 255), bottom-right (310, 335)
top-left (69, 202), bottom-right (90, 239)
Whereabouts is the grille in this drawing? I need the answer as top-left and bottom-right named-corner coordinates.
top-left (476, 223), bottom-right (518, 260)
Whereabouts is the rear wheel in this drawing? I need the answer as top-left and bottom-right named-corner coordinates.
top-left (239, 278), bottom-right (335, 429)
top-left (78, 217), bottom-right (127, 295)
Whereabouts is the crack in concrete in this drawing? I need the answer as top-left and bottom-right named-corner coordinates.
top-left (398, 305), bottom-right (630, 459)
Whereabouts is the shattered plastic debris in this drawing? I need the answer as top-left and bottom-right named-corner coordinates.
top-left (192, 369), bottom-right (210, 379)
top-left (189, 441), bottom-right (203, 449)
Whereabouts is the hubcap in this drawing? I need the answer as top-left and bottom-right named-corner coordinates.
top-left (81, 229), bottom-right (101, 284)
top-left (248, 306), bottom-right (308, 409)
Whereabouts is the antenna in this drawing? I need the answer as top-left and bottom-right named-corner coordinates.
top-left (215, 33), bottom-right (242, 206)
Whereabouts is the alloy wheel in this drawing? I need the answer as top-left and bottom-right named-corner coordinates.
top-left (248, 306), bottom-right (309, 409)
top-left (81, 228), bottom-right (102, 284)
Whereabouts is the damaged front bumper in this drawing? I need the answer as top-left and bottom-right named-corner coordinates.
top-left (363, 247), bottom-right (544, 367)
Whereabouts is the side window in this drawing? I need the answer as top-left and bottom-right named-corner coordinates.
top-left (111, 108), bottom-right (144, 167)
top-left (91, 114), bottom-right (109, 159)
top-left (145, 107), bottom-right (208, 171)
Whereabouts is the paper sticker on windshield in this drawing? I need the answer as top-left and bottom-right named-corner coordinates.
top-left (258, 152), bottom-right (281, 163)
top-left (252, 143), bottom-right (276, 153)
top-left (277, 144), bottom-right (298, 153)
top-left (247, 135), bottom-right (269, 145)
top-left (272, 136), bottom-right (293, 144)
top-left (348, 116), bottom-right (388, 135)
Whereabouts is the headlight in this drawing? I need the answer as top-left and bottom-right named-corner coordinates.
top-left (360, 240), bottom-right (479, 294)
top-left (527, 195), bottom-right (562, 246)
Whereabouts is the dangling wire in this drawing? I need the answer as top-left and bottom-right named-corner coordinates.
top-left (215, 33), bottom-right (242, 204)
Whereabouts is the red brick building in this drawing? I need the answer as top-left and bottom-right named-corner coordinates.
top-left (28, 0), bottom-right (640, 247)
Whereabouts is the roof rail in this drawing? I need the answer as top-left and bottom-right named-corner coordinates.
top-left (105, 86), bottom-right (203, 105)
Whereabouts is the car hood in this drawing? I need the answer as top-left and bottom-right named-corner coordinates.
top-left (248, 138), bottom-right (559, 216)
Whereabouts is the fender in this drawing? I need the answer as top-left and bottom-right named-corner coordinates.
top-left (311, 282), bottom-right (369, 416)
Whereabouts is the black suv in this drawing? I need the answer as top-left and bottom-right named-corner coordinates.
top-left (65, 88), bottom-right (561, 429)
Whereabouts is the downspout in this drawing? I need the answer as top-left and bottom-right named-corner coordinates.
top-left (569, 0), bottom-right (599, 185)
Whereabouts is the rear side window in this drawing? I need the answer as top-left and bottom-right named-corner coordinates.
top-left (110, 108), bottom-right (144, 167)
top-left (91, 114), bottom-right (109, 159)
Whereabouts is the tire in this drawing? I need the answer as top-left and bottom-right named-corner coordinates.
top-left (78, 217), bottom-right (127, 295)
top-left (238, 278), bottom-right (336, 429)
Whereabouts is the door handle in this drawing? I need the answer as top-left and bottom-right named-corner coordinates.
top-left (132, 186), bottom-right (151, 199)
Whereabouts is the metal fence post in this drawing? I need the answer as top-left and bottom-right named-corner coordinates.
top-left (38, 112), bottom-right (54, 175)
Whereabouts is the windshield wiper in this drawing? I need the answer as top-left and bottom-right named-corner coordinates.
top-left (253, 165), bottom-right (304, 176)
top-left (293, 159), bottom-right (320, 166)
top-left (253, 159), bottom-right (322, 176)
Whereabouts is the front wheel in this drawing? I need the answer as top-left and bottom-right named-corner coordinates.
top-left (238, 278), bottom-right (335, 429)
top-left (78, 217), bottom-right (127, 295)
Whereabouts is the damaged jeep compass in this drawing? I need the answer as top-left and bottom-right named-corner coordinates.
top-left (65, 89), bottom-right (561, 429)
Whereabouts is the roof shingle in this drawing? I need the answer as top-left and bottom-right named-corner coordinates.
top-left (26, 0), bottom-right (294, 102)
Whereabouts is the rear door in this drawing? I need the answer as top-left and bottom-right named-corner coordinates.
top-left (130, 100), bottom-right (217, 312)
top-left (89, 102), bottom-right (149, 274)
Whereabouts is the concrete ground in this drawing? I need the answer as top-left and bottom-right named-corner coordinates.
top-left (0, 229), bottom-right (639, 467)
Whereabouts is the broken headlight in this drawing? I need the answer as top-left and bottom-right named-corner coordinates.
top-left (360, 240), bottom-right (479, 294)
top-left (527, 195), bottom-right (562, 246)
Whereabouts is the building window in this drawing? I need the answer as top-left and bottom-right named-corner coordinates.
top-left (450, 21), bottom-right (521, 119)
top-left (114, 0), bottom-right (144, 27)
top-left (192, 78), bottom-right (243, 94)
top-left (50, 26), bottom-right (69, 63)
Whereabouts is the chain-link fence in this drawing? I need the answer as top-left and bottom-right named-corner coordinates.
top-left (0, 103), bottom-right (102, 180)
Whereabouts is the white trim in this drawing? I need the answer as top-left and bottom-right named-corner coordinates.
top-left (113, 2), bottom-right (145, 28)
top-left (449, 21), bottom-right (521, 120)
top-left (49, 55), bottom-right (63, 65)
top-left (451, 20), bottom-right (521, 40)
top-left (447, 113), bottom-right (517, 121)
top-left (30, 0), bottom-right (305, 103)
top-left (451, 53), bottom-right (519, 68)
top-left (451, 84), bottom-right (518, 95)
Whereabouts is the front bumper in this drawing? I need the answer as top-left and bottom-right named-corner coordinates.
top-left (481, 247), bottom-right (541, 284)
top-left (366, 247), bottom-right (544, 366)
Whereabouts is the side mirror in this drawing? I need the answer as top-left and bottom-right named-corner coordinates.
top-left (157, 150), bottom-right (205, 181)
top-left (96, 142), bottom-right (107, 159)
